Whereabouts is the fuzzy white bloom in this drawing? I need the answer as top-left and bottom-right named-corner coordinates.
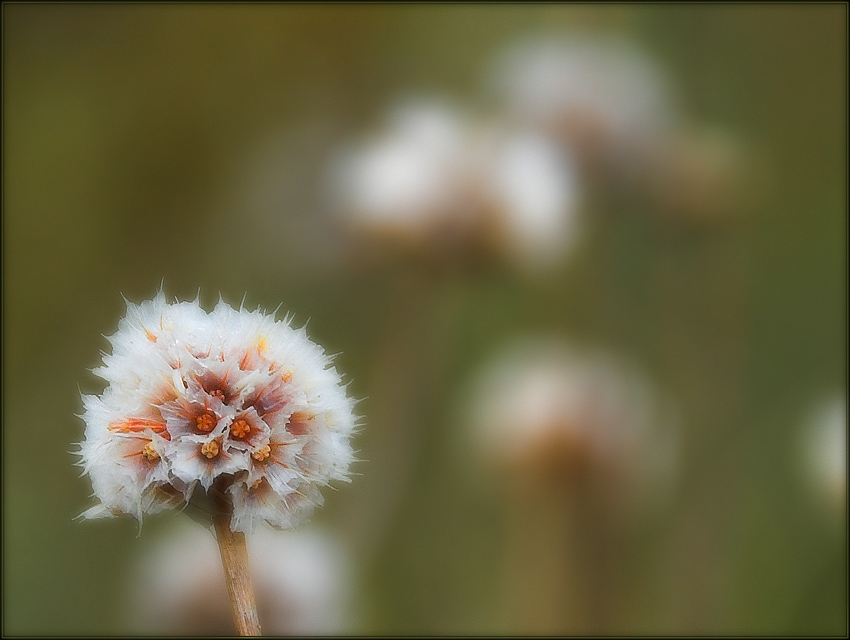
top-left (465, 339), bottom-right (678, 506)
top-left (328, 97), bottom-right (580, 270)
top-left (476, 127), bottom-right (580, 270)
top-left (490, 34), bottom-right (678, 172)
top-left (126, 520), bottom-right (354, 635)
top-left (329, 99), bottom-right (473, 241)
top-left (76, 292), bottom-right (357, 532)
top-left (801, 394), bottom-right (847, 510)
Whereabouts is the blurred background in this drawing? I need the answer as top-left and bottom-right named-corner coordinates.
top-left (3, 4), bottom-right (846, 635)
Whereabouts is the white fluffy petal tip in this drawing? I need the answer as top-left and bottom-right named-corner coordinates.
top-left (76, 292), bottom-right (358, 532)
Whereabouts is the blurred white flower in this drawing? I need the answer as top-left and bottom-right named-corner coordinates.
top-left (489, 34), bottom-right (678, 173)
top-left (127, 520), bottom-right (354, 635)
top-left (477, 127), bottom-right (580, 270)
top-left (465, 339), bottom-right (677, 505)
top-left (801, 394), bottom-right (846, 510)
top-left (488, 33), bottom-right (758, 225)
top-left (328, 98), bottom-right (580, 270)
top-left (329, 99), bottom-right (474, 243)
top-left (76, 291), bottom-right (357, 532)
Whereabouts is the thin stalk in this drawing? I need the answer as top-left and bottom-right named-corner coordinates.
top-left (212, 479), bottom-right (262, 636)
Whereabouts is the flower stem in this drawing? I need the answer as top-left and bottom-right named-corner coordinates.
top-left (213, 479), bottom-right (262, 636)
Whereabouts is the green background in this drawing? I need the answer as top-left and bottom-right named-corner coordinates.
top-left (3, 4), bottom-right (846, 635)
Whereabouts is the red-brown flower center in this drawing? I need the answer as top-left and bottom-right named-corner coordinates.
top-left (201, 440), bottom-right (220, 459)
top-left (195, 411), bottom-right (217, 433)
top-left (252, 445), bottom-right (271, 462)
top-left (230, 418), bottom-right (251, 439)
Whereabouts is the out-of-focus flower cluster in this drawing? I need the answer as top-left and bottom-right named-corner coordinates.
top-left (801, 394), bottom-right (846, 513)
top-left (491, 34), bottom-right (677, 176)
top-left (126, 521), bottom-right (353, 635)
top-left (327, 33), bottom-right (750, 271)
top-left (466, 339), bottom-right (678, 507)
top-left (328, 99), bottom-right (579, 271)
top-left (491, 35), bottom-right (751, 221)
top-left (77, 292), bottom-right (357, 532)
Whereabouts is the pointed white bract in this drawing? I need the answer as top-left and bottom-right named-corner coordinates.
top-left (77, 292), bottom-right (357, 532)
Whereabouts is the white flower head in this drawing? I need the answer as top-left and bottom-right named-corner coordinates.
top-left (800, 394), bottom-right (847, 512)
top-left (328, 96), bottom-right (581, 270)
top-left (475, 127), bottom-right (581, 271)
top-left (490, 34), bottom-right (678, 171)
top-left (76, 291), bottom-right (358, 532)
top-left (328, 98), bottom-right (474, 244)
top-left (465, 339), bottom-right (678, 508)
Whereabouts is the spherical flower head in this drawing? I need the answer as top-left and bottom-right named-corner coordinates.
top-left (464, 339), bottom-right (678, 509)
top-left (327, 98), bottom-right (475, 246)
top-left (76, 292), bottom-right (358, 532)
top-left (490, 34), bottom-right (678, 171)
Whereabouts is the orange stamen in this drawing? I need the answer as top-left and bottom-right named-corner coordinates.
top-left (201, 440), bottom-right (220, 459)
top-left (252, 445), bottom-right (271, 462)
top-left (195, 412), bottom-right (217, 433)
top-left (231, 419), bottom-right (251, 439)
